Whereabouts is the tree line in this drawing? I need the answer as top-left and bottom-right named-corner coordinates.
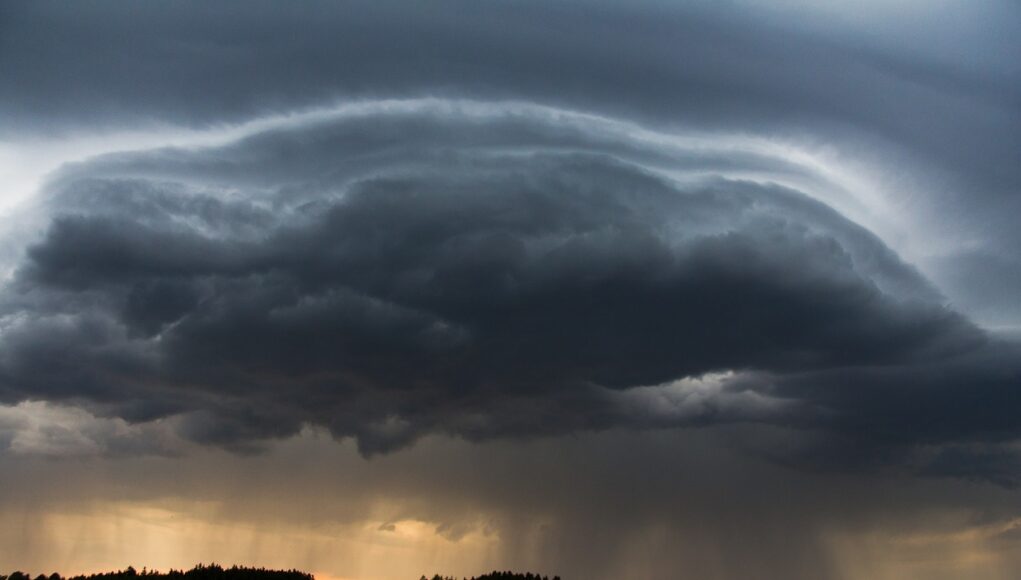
top-left (1, 565), bottom-right (558, 580)
top-left (421, 572), bottom-right (559, 580)
top-left (0, 564), bottom-right (313, 580)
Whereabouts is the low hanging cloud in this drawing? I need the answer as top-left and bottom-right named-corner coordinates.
top-left (0, 101), bottom-right (1017, 474)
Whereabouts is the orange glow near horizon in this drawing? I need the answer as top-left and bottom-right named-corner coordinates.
top-left (0, 496), bottom-right (1018, 580)
top-left (0, 499), bottom-right (505, 580)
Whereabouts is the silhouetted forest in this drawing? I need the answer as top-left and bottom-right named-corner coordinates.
top-left (0, 565), bottom-right (558, 580)
top-left (0, 564), bottom-right (312, 580)
top-left (421, 572), bottom-right (559, 580)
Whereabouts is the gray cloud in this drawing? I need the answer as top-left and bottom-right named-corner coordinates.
top-left (0, 103), bottom-right (1015, 475)
top-left (0, 4), bottom-right (1020, 577)
top-left (3, 0), bottom-right (1019, 329)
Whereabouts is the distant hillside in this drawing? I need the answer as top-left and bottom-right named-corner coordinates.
top-left (1, 565), bottom-right (312, 580)
top-left (421, 573), bottom-right (559, 580)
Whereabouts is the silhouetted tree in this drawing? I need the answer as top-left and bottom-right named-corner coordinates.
top-left (419, 572), bottom-right (557, 580)
top-left (5, 565), bottom-right (313, 580)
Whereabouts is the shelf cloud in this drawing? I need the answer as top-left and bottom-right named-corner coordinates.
top-left (1, 101), bottom-right (1016, 477)
top-left (1, 2), bottom-right (1019, 579)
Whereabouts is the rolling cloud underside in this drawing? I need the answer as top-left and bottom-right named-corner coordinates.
top-left (1, 102), bottom-right (1018, 474)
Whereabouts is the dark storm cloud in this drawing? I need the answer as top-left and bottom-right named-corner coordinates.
top-left (0, 0), bottom-right (1018, 487)
top-left (2, 0), bottom-right (1019, 325)
top-left (739, 347), bottom-right (1021, 481)
top-left (3, 0), bottom-right (1018, 193)
top-left (0, 104), bottom-right (1016, 474)
top-left (0, 7), bottom-right (1020, 580)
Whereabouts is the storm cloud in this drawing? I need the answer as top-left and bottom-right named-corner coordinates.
top-left (0, 101), bottom-right (1014, 471)
top-left (1, 2), bottom-right (1020, 579)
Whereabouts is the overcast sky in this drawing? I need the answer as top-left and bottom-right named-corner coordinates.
top-left (1, 2), bottom-right (1020, 579)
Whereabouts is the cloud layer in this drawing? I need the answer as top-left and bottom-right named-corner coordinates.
top-left (1, 3), bottom-right (1021, 579)
top-left (0, 101), bottom-right (1015, 474)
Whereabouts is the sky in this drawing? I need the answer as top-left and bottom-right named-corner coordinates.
top-left (0, 1), bottom-right (1020, 579)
